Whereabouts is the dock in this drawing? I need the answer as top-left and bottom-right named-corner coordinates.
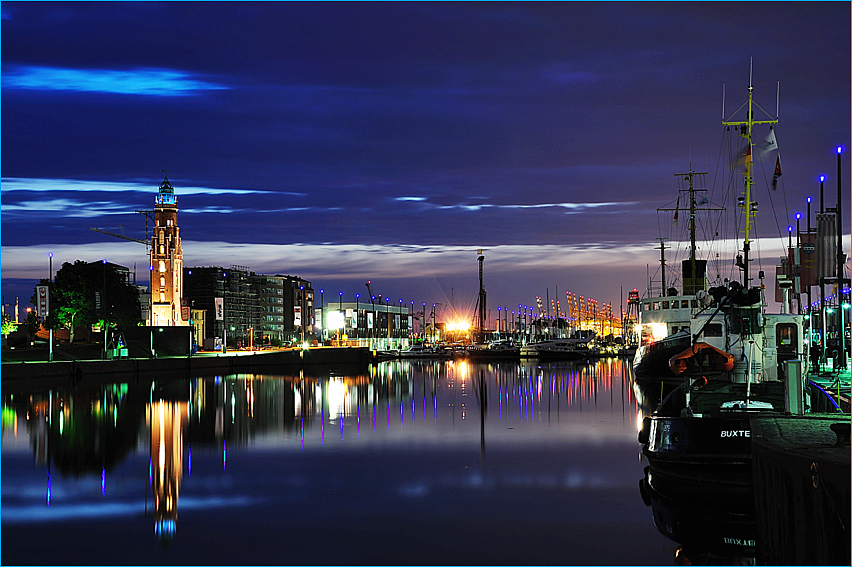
top-left (750, 413), bottom-right (850, 565)
top-left (1, 346), bottom-right (375, 393)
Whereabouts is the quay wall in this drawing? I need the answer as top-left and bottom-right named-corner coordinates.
top-left (750, 415), bottom-right (850, 565)
top-left (1, 347), bottom-right (374, 392)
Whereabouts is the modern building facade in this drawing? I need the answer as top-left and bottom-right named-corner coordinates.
top-left (318, 299), bottom-right (411, 349)
top-left (184, 267), bottom-right (315, 347)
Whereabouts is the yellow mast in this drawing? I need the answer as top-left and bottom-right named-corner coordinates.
top-left (722, 64), bottom-right (778, 287)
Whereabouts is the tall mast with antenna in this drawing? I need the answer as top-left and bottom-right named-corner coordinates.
top-left (658, 167), bottom-right (723, 295)
top-left (722, 61), bottom-right (778, 288)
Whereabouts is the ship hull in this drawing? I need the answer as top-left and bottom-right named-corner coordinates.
top-left (641, 413), bottom-right (754, 489)
top-left (632, 334), bottom-right (691, 382)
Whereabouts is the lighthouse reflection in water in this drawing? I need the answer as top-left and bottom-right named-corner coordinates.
top-left (149, 399), bottom-right (186, 541)
top-left (2, 359), bottom-right (681, 564)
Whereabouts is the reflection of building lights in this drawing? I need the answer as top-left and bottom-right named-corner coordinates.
top-left (155, 519), bottom-right (176, 539)
top-left (326, 379), bottom-right (347, 420)
top-left (149, 400), bottom-right (187, 543)
top-left (294, 389), bottom-right (302, 418)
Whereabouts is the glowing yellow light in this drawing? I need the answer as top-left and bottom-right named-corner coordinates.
top-left (642, 323), bottom-right (668, 343)
top-left (446, 320), bottom-right (470, 332)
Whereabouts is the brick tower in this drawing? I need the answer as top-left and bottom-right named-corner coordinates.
top-left (150, 173), bottom-right (188, 326)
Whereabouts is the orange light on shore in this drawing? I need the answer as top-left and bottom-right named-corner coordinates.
top-left (446, 321), bottom-right (470, 332)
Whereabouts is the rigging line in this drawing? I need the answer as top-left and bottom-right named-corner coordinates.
top-left (710, 131), bottom-right (734, 274)
top-left (752, 220), bottom-right (765, 274)
top-left (756, 149), bottom-right (788, 250)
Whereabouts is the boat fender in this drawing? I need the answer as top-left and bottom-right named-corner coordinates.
top-left (637, 416), bottom-right (651, 444)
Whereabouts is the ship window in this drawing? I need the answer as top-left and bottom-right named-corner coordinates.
top-left (691, 300), bottom-right (699, 309)
top-left (703, 323), bottom-right (723, 337)
top-left (661, 301), bottom-right (669, 309)
top-left (681, 300), bottom-right (690, 308)
top-left (777, 323), bottom-right (798, 353)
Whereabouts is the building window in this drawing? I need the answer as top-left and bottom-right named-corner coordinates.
top-left (159, 261), bottom-right (166, 272)
top-left (160, 277), bottom-right (166, 287)
top-left (160, 292), bottom-right (165, 302)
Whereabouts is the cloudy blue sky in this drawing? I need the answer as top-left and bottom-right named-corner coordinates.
top-left (2, 2), bottom-right (849, 322)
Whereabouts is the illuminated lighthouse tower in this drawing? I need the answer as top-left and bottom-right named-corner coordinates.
top-left (150, 173), bottom-right (188, 326)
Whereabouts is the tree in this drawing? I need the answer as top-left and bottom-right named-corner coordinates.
top-left (1, 313), bottom-right (16, 337)
top-left (32, 260), bottom-right (142, 343)
top-left (22, 310), bottom-right (41, 346)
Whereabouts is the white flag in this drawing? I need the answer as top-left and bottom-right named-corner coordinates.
top-left (759, 127), bottom-right (778, 157)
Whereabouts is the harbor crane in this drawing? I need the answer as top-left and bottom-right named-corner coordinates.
top-left (472, 249), bottom-right (487, 343)
top-left (89, 210), bottom-right (156, 247)
top-left (88, 225), bottom-right (148, 246)
top-left (365, 281), bottom-right (377, 308)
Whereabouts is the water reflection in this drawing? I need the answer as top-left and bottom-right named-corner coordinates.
top-left (2, 358), bottom-right (646, 555)
top-left (149, 400), bottom-right (186, 541)
top-left (639, 465), bottom-right (757, 565)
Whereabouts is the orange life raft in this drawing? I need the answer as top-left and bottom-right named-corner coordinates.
top-left (668, 342), bottom-right (735, 375)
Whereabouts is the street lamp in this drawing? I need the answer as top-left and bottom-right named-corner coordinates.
top-left (102, 259), bottom-right (108, 360)
top-left (48, 252), bottom-right (54, 362)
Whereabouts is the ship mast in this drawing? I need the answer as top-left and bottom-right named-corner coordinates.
top-left (722, 65), bottom-right (778, 288)
top-left (658, 166), bottom-right (721, 295)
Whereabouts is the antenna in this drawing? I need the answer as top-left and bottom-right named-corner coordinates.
top-left (722, 83), bottom-right (726, 121)
top-left (776, 80), bottom-right (780, 118)
top-left (749, 57), bottom-right (753, 88)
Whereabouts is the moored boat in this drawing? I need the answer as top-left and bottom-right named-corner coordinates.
top-left (519, 334), bottom-right (595, 360)
top-left (398, 343), bottom-right (452, 359)
top-left (467, 340), bottom-right (520, 360)
top-left (637, 73), bottom-right (817, 493)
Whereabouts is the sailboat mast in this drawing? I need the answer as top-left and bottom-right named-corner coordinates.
top-left (723, 72), bottom-right (778, 287)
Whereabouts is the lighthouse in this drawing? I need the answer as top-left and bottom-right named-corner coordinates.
top-left (150, 173), bottom-right (188, 326)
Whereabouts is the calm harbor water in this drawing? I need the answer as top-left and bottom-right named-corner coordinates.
top-left (2, 358), bottom-right (678, 565)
